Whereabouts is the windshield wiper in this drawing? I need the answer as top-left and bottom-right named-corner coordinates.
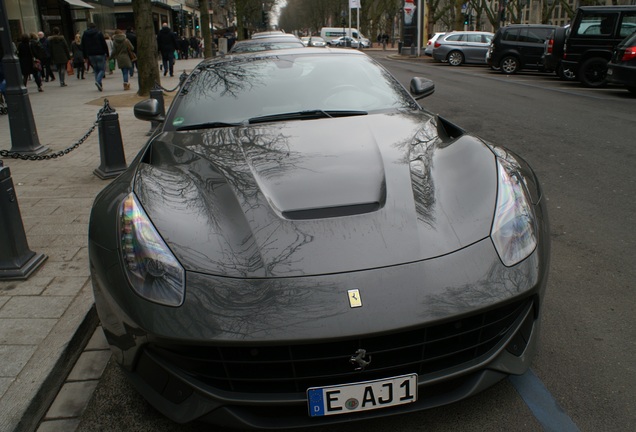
top-left (248, 110), bottom-right (367, 124)
top-left (176, 121), bottom-right (244, 131)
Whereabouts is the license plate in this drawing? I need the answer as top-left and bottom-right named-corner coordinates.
top-left (307, 374), bottom-right (417, 417)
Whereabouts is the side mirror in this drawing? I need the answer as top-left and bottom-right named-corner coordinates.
top-left (133, 99), bottom-right (165, 123)
top-left (410, 77), bottom-right (435, 100)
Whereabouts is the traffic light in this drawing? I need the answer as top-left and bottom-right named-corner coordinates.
top-left (195, 17), bottom-right (199, 30)
top-left (464, 14), bottom-right (470, 26)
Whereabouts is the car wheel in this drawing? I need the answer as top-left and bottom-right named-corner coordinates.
top-left (500, 56), bottom-right (520, 74)
top-left (556, 63), bottom-right (576, 81)
top-left (447, 51), bottom-right (464, 66)
top-left (579, 57), bottom-right (608, 88)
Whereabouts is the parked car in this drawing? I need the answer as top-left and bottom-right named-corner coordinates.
top-left (487, 24), bottom-right (558, 74)
top-left (251, 30), bottom-right (286, 39)
top-left (560, 5), bottom-right (636, 87)
top-left (90, 47), bottom-right (550, 429)
top-left (607, 31), bottom-right (636, 94)
top-left (424, 32), bottom-right (445, 56)
top-left (330, 36), bottom-right (369, 48)
top-left (229, 36), bottom-right (305, 53)
top-left (306, 36), bottom-right (327, 47)
top-left (541, 26), bottom-right (576, 80)
top-left (432, 31), bottom-right (494, 66)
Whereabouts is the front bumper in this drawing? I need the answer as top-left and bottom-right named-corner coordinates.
top-left (90, 231), bottom-right (549, 428)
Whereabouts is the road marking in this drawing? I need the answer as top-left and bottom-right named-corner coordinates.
top-left (509, 369), bottom-right (580, 432)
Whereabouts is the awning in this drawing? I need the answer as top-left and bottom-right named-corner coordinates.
top-left (64, 0), bottom-right (94, 9)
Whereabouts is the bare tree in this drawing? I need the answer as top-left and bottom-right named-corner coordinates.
top-left (133, 0), bottom-right (161, 96)
top-left (200, 0), bottom-right (214, 57)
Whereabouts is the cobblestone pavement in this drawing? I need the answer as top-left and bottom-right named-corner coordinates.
top-left (0, 57), bottom-right (202, 432)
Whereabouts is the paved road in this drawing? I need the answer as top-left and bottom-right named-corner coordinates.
top-left (375, 54), bottom-right (636, 432)
top-left (76, 53), bottom-right (636, 431)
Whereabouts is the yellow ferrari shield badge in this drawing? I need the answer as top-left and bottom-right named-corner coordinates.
top-left (348, 289), bottom-right (362, 308)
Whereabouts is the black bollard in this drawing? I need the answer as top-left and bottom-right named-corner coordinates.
top-left (147, 83), bottom-right (166, 136)
top-left (94, 99), bottom-right (127, 180)
top-left (0, 161), bottom-right (48, 280)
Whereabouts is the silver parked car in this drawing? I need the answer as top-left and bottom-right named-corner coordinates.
top-left (424, 32), bottom-right (445, 56)
top-left (432, 31), bottom-right (494, 66)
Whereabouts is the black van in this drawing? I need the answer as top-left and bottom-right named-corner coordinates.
top-left (487, 24), bottom-right (557, 74)
top-left (561, 6), bottom-right (636, 87)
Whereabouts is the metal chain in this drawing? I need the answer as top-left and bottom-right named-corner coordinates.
top-left (0, 99), bottom-right (112, 161)
top-left (154, 71), bottom-right (189, 93)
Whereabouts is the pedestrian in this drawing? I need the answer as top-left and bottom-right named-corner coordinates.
top-left (71, 33), bottom-right (85, 79)
top-left (157, 23), bottom-right (178, 77)
top-left (48, 27), bottom-right (71, 87)
top-left (189, 36), bottom-right (199, 58)
top-left (111, 29), bottom-right (135, 91)
top-left (180, 36), bottom-right (190, 60)
top-left (105, 33), bottom-right (115, 75)
top-left (38, 31), bottom-right (55, 82)
top-left (81, 22), bottom-right (109, 91)
top-left (17, 33), bottom-right (43, 92)
top-left (125, 27), bottom-right (138, 76)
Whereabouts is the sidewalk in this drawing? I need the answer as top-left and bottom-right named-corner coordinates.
top-left (0, 57), bottom-right (202, 432)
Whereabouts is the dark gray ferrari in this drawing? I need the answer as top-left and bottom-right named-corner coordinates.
top-left (89, 47), bottom-right (550, 429)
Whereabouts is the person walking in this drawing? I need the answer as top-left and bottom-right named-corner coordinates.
top-left (105, 33), bottom-right (114, 75)
top-left (38, 31), bottom-right (55, 82)
top-left (157, 23), bottom-right (178, 77)
top-left (81, 22), bottom-right (109, 92)
top-left (48, 27), bottom-right (71, 87)
top-left (111, 29), bottom-right (135, 91)
top-left (71, 33), bottom-right (85, 79)
top-left (125, 27), bottom-right (138, 76)
top-left (17, 33), bottom-right (43, 92)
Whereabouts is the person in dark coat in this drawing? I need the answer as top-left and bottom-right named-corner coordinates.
top-left (16, 34), bottom-right (44, 92)
top-left (38, 31), bottom-right (55, 82)
top-left (179, 36), bottom-right (190, 60)
top-left (157, 23), bottom-right (178, 77)
top-left (81, 22), bottom-right (109, 91)
top-left (48, 27), bottom-right (71, 87)
top-left (125, 27), bottom-right (138, 76)
top-left (71, 33), bottom-right (85, 79)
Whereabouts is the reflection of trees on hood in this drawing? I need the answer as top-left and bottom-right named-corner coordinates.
top-left (421, 260), bottom-right (535, 320)
top-left (182, 275), bottom-right (348, 340)
top-left (135, 124), bottom-right (314, 277)
top-left (392, 114), bottom-right (445, 228)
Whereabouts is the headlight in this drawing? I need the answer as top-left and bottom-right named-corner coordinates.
top-left (491, 159), bottom-right (537, 267)
top-left (119, 193), bottom-right (185, 307)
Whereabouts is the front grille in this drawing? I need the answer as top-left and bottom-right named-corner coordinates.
top-left (147, 298), bottom-right (533, 394)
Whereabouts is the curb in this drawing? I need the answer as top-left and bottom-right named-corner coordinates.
top-left (3, 291), bottom-right (98, 432)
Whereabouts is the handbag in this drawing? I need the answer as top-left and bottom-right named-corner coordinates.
top-left (128, 47), bottom-right (137, 62)
top-left (66, 60), bottom-right (74, 75)
top-left (33, 58), bottom-right (42, 71)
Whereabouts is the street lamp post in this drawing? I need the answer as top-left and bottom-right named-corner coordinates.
top-left (0, 1), bottom-right (49, 155)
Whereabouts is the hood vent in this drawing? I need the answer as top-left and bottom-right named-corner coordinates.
top-left (282, 202), bottom-right (381, 220)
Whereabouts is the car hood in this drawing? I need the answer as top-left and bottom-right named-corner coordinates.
top-left (133, 111), bottom-right (497, 277)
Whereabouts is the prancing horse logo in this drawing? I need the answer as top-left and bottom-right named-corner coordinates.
top-left (350, 348), bottom-right (372, 371)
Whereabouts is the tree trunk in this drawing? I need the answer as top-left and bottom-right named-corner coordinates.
top-left (200, 0), bottom-right (214, 58)
top-left (133, 0), bottom-right (161, 96)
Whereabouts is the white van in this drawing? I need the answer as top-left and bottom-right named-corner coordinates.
top-left (320, 27), bottom-right (370, 46)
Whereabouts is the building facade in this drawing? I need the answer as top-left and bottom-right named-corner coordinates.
top-left (3, 0), bottom-right (230, 45)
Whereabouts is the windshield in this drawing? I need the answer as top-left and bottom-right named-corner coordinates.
top-left (165, 53), bottom-right (417, 130)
